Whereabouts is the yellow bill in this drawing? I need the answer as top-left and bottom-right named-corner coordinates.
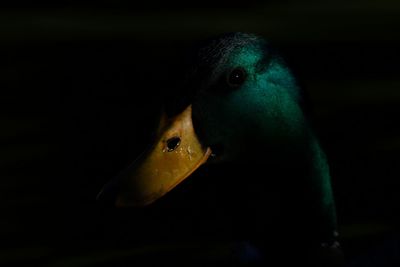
top-left (101, 105), bottom-right (212, 207)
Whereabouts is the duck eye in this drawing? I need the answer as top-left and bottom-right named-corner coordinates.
top-left (227, 67), bottom-right (247, 88)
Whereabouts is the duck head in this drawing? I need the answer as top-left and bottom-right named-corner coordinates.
top-left (97, 34), bottom-right (335, 235)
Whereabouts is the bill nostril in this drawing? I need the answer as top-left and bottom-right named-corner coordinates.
top-left (166, 136), bottom-right (181, 152)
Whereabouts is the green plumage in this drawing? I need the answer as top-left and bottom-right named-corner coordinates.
top-left (167, 32), bottom-right (338, 244)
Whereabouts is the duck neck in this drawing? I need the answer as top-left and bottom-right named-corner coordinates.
top-left (214, 130), bottom-right (337, 245)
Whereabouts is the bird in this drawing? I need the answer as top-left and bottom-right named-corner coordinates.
top-left (97, 32), bottom-right (343, 266)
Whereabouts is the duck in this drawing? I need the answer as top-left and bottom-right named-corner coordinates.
top-left (97, 32), bottom-right (343, 266)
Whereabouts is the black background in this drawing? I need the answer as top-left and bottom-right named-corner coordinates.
top-left (1, 1), bottom-right (400, 266)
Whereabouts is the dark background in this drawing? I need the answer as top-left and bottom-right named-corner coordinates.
top-left (1, 0), bottom-right (400, 266)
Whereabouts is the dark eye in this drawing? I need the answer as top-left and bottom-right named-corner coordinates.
top-left (227, 67), bottom-right (247, 88)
